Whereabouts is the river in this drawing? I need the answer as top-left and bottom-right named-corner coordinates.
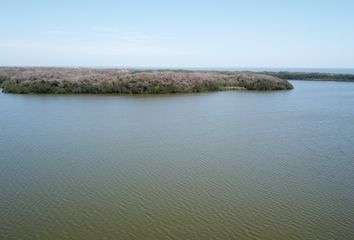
top-left (1, 81), bottom-right (353, 239)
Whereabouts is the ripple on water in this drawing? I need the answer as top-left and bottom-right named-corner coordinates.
top-left (1, 82), bottom-right (354, 239)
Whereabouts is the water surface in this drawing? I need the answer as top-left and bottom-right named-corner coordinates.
top-left (1, 81), bottom-right (353, 239)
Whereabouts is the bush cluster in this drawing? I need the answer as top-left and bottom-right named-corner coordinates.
top-left (1, 79), bottom-right (226, 94)
top-left (265, 71), bottom-right (354, 81)
top-left (0, 69), bottom-right (294, 94)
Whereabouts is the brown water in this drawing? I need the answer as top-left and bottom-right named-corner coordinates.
top-left (1, 81), bottom-right (353, 239)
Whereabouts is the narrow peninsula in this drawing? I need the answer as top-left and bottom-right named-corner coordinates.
top-left (3, 68), bottom-right (353, 95)
top-left (0, 67), bottom-right (293, 94)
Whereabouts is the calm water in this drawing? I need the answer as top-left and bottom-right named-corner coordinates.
top-left (1, 81), bottom-right (353, 240)
top-left (129, 67), bottom-right (354, 74)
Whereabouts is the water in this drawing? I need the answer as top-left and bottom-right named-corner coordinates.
top-left (1, 81), bottom-right (353, 240)
top-left (128, 67), bottom-right (354, 74)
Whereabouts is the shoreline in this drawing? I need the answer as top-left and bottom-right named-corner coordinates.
top-left (0, 68), bottom-right (293, 94)
top-left (1, 67), bottom-right (353, 95)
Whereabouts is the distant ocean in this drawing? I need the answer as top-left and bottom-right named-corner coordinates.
top-left (128, 67), bottom-right (354, 74)
top-left (16, 66), bottom-right (354, 74)
top-left (209, 68), bottom-right (354, 74)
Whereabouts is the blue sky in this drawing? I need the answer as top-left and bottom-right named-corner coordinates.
top-left (1, 0), bottom-right (353, 68)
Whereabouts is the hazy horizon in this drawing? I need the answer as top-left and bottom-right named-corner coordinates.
top-left (1, 66), bottom-right (353, 74)
top-left (1, 0), bottom-right (354, 68)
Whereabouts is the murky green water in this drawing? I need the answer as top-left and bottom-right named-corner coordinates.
top-left (1, 81), bottom-right (353, 240)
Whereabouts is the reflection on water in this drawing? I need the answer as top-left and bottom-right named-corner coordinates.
top-left (1, 81), bottom-right (353, 239)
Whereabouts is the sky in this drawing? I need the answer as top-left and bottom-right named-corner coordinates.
top-left (1, 0), bottom-right (354, 68)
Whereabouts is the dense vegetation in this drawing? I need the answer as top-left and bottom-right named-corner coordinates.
top-left (264, 71), bottom-right (354, 82)
top-left (0, 68), bottom-right (293, 94)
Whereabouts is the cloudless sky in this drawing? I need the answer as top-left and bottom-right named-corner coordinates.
top-left (1, 0), bottom-right (353, 68)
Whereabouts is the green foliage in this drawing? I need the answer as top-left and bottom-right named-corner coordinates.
top-left (265, 72), bottom-right (354, 81)
top-left (1, 70), bottom-right (294, 94)
top-left (1, 79), bottom-right (293, 94)
top-left (0, 76), bottom-right (10, 86)
top-left (239, 80), bottom-right (294, 90)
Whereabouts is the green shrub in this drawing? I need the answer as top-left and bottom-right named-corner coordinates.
top-left (1, 71), bottom-right (294, 94)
